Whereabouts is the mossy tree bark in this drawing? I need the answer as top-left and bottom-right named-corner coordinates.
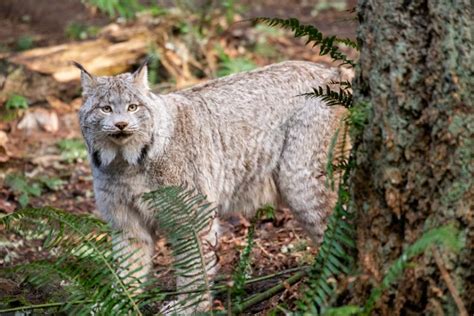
top-left (350, 1), bottom-right (473, 314)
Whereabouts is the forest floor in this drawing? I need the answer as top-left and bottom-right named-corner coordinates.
top-left (0, 1), bottom-right (357, 314)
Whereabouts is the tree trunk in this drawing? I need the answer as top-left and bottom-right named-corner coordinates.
top-left (350, 1), bottom-right (473, 314)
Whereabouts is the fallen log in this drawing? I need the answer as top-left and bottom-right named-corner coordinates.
top-left (7, 24), bottom-right (155, 83)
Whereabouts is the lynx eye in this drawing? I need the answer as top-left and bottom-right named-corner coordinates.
top-left (127, 104), bottom-right (139, 112)
top-left (100, 106), bottom-right (113, 113)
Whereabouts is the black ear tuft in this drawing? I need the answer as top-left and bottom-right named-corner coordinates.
top-left (132, 57), bottom-right (150, 90)
top-left (72, 61), bottom-right (96, 96)
top-left (135, 57), bottom-right (150, 74)
top-left (72, 61), bottom-right (95, 79)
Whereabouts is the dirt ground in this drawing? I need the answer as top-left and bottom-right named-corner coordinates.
top-left (0, 1), bottom-right (357, 314)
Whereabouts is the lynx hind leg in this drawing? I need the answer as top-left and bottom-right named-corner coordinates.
top-left (276, 105), bottom-right (338, 245)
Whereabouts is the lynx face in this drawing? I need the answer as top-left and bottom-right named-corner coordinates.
top-left (82, 76), bottom-right (153, 145)
top-left (76, 62), bottom-right (159, 166)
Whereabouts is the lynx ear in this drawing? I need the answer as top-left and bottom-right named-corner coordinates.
top-left (72, 61), bottom-right (96, 96)
top-left (132, 58), bottom-right (149, 90)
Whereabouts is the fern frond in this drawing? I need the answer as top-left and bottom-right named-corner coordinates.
top-left (228, 205), bottom-right (276, 310)
top-left (255, 17), bottom-right (357, 66)
top-left (326, 117), bottom-right (350, 191)
top-left (296, 197), bottom-right (355, 315)
top-left (329, 80), bottom-right (352, 90)
top-left (302, 85), bottom-right (353, 108)
top-left (143, 186), bottom-right (216, 313)
top-left (362, 225), bottom-right (462, 315)
top-left (0, 207), bottom-right (152, 315)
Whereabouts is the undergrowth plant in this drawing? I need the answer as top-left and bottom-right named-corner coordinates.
top-left (0, 187), bottom-right (297, 315)
top-left (0, 187), bottom-right (217, 314)
top-left (82, 0), bottom-right (142, 20)
top-left (216, 45), bottom-right (256, 77)
top-left (0, 207), bottom-right (155, 315)
top-left (56, 138), bottom-right (88, 163)
top-left (5, 94), bottom-right (29, 110)
top-left (230, 205), bottom-right (275, 309)
top-left (4, 174), bottom-right (64, 207)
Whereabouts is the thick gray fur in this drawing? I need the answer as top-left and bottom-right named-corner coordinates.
top-left (77, 60), bottom-right (348, 313)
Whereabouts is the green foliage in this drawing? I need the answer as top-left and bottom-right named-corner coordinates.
top-left (218, 57), bottom-right (256, 77)
top-left (15, 36), bottom-right (34, 51)
top-left (5, 174), bottom-right (42, 207)
top-left (255, 17), bottom-right (358, 66)
top-left (228, 205), bottom-right (276, 310)
top-left (38, 176), bottom-right (65, 191)
top-left (312, 0), bottom-right (347, 14)
top-left (231, 222), bottom-right (255, 308)
top-left (1, 187), bottom-right (220, 314)
top-left (5, 94), bottom-right (29, 110)
top-left (230, 205), bottom-right (277, 309)
top-left (82, 0), bottom-right (142, 20)
top-left (0, 207), bottom-right (153, 315)
top-left (347, 101), bottom-right (370, 139)
top-left (146, 43), bottom-right (161, 85)
top-left (302, 85), bottom-right (353, 108)
top-left (65, 22), bottom-right (100, 40)
top-left (146, 4), bottom-right (168, 17)
top-left (222, 0), bottom-right (246, 25)
top-left (57, 138), bottom-right (88, 163)
top-left (296, 194), bottom-right (355, 315)
top-left (322, 305), bottom-right (361, 316)
top-left (216, 46), bottom-right (256, 77)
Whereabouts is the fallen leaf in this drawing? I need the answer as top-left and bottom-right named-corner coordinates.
top-left (0, 199), bottom-right (16, 213)
top-left (0, 131), bottom-right (10, 162)
top-left (46, 95), bottom-right (70, 113)
top-left (17, 108), bottom-right (59, 133)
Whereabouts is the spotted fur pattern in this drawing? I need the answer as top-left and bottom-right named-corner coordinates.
top-left (77, 60), bottom-right (349, 312)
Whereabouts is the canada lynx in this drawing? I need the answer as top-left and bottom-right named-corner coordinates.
top-left (76, 60), bottom-right (348, 312)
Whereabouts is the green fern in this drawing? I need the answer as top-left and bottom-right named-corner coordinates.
top-left (0, 187), bottom-right (219, 314)
top-left (230, 216), bottom-right (257, 308)
top-left (296, 195), bottom-right (355, 315)
top-left (0, 207), bottom-right (150, 315)
top-left (255, 17), bottom-right (358, 66)
top-left (325, 120), bottom-right (350, 191)
top-left (143, 186), bottom-right (217, 313)
top-left (229, 206), bottom-right (274, 309)
top-left (301, 86), bottom-right (353, 108)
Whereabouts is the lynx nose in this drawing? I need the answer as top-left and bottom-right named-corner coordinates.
top-left (114, 121), bottom-right (128, 130)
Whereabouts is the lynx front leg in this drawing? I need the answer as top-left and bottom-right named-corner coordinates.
top-left (168, 217), bottom-right (220, 314)
top-left (112, 222), bottom-right (155, 292)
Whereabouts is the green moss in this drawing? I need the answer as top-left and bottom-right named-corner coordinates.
top-left (448, 114), bottom-right (472, 137)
